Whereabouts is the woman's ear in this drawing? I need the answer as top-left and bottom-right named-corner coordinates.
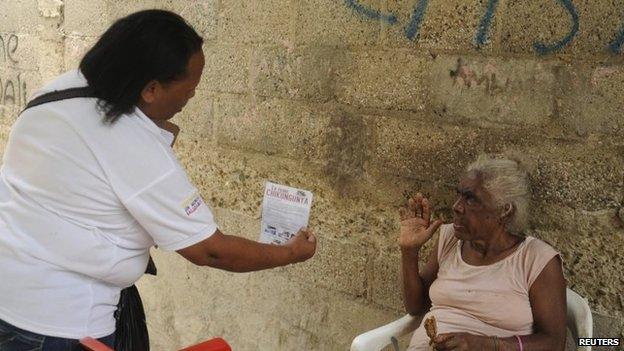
top-left (140, 80), bottom-right (159, 104)
top-left (500, 203), bottom-right (514, 222)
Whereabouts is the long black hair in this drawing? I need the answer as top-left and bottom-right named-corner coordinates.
top-left (79, 9), bottom-right (203, 123)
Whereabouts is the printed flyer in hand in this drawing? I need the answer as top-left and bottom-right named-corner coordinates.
top-left (259, 182), bottom-right (313, 245)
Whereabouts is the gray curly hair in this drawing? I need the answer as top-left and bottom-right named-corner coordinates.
top-left (466, 154), bottom-right (530, 236)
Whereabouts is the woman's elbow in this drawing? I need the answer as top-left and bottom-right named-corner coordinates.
top-left (406, 309), bottom-right (420, 316)
top-left (404, 296), bottom-right (431, 316)
top-left (195, 256), bottom-right (244, 272)
top-left (180, 251), bottom-right (225, 269)
top-left (404, 301), bottom-right (426, 316)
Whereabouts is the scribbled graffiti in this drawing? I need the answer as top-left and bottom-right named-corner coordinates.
top-left (0, 74), bottom-right (28, 107)
top-left (450, 58), bottom-right (510, 95)
top-left (0, 33), bottom-right (19, 64)
top-left (344, 0), bottom-right (621, 55)
top-left (0, 33), bottom-right (28, 108)
top-left (0, 73), bottom-right (28, 108)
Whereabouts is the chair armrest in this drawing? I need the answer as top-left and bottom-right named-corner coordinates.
top-left (351, 314), bottom-right (422, 351)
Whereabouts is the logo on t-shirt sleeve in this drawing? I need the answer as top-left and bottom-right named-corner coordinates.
top-left (182, 192), bottom-right (203, 216)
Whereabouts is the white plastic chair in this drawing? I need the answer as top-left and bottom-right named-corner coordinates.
top-left (351, 288), bottom-right (593, 351)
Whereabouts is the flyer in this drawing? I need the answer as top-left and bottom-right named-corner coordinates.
top-left (259, 182), bottom-right (313, 245)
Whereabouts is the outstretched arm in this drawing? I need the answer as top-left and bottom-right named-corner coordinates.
top-left (177, 228), bottom-right (316, 272)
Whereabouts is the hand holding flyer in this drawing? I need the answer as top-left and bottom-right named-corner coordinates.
top-left (259, 182), bottom-right (313, 245)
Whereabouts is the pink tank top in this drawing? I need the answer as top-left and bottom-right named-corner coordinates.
top-left (408, 224), bottom-right (559, 350)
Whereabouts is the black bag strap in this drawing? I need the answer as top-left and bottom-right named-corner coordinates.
top-left (145, 256), bottom-right (157, 275)
top-left (23, 86), bottom-right (95, 112)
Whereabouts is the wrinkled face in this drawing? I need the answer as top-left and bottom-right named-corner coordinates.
top-left (147, 50), bottom-right (205, 120)
top-left (452, 171), bottom-right (502, 241)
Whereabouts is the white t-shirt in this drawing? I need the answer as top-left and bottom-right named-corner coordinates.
top-left (0, 70), bottom-right (218, 338)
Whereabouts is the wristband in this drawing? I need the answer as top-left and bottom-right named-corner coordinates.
top-left (515, 335), bottom-right (524, 351)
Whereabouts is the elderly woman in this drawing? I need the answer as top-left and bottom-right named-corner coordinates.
top-left (399, 155), bottom-right (566, 351)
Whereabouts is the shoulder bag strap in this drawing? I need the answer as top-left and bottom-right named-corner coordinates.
top-left (22, 86), bottom-right (95, 112)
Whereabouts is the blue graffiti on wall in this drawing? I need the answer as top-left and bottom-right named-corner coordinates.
top-left (533, 0), bottom-right (579, 55)
top-left (344, 0), bottom-right (397, 25)
top-left (474, 0), bottom-right (500, 46)
top-left (405, 0), bottom-right (429, 41)
top-left (344, 0), bottom-right (622, 55)
top-left (608, 21), bottom-right (624, 54)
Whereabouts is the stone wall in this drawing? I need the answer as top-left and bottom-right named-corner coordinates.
top-left (0, 1), bottom-right (622, 350)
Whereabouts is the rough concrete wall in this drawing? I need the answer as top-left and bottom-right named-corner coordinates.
top-left (0, 0), bottom-right (623, 350)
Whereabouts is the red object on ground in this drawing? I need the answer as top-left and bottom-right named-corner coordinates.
top-left (79, 337), bottom-right (115, 351)
top-left (179, 338), bottom-right (232, 351)
top-left (79, 337), bottom-right (231, 351)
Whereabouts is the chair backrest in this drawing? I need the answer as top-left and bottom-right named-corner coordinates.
top-left (566, 288), bottom-right (593, 351)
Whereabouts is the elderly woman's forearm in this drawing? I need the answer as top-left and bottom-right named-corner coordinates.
top-left (401, 249), bottom-right (429, 315)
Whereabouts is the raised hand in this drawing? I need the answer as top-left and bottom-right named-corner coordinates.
top-left (399, 193), bottom-right (443, 252)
